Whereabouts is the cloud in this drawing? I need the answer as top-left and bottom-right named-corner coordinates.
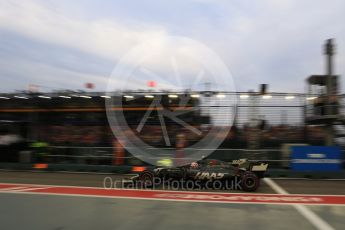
top-left (0, 0), bottom-right (168, 61)
top-left (0, 0), bottom-right (344, 93)
top-left (0, 54), bottom-right (110, 92)
top-left (194, 0), bottom-right (345, 92)
top-left (0, 0), bottom-right (235, 92)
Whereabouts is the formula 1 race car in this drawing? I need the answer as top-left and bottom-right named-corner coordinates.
top-left (124, 159), bottom-right (268, 192)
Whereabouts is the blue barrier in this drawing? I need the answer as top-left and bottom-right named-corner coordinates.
top-left (291, 146), bottom-right (342, 171)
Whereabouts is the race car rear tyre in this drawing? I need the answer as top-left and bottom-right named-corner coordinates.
top-left (241, 172), bottom-right (260, 192)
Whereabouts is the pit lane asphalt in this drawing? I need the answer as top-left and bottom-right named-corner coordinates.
top-left (4, 192), bottom-right (344, 230)
top-left (1, 171), bottom-right (345, 230)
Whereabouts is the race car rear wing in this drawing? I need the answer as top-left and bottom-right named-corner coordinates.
top-left (250, 163), bottom-right (268, 172)
top-left (231, 159), bottom-right (268, 172)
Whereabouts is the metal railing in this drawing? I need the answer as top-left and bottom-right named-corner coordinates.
top-left (22, 146), bottom-right (287, 168)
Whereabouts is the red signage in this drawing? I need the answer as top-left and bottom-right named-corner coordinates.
top-left (1, 183), bottom-right (345, 206)
top-left (147, 81), bottom-right (156, 88)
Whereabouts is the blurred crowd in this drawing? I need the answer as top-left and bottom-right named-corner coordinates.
top-left (0, 123), bottom-right (331, 166)
top-left (31, 124), bottom-right (325, 148)
top-left (35, 125), bottom-right (113, 146)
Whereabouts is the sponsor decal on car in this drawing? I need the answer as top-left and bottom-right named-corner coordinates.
top-left (194, 172), bottom-right (225, 180)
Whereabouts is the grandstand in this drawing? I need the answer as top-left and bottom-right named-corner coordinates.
top-left (1, 90), bottom-right (336, 167)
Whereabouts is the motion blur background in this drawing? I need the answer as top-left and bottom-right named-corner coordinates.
top-left (1, 1), bottom-right (345, 230)
top-left (0, 0), bottom-right (345, 174)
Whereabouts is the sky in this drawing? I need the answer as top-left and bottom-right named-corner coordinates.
top-left (0, 0), bottom-right (344, 93)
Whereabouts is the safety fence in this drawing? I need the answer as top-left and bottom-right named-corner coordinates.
top-left (2, 145), bottom-right (342, 169)
top-left (1, 92), bottom-right (345, 177)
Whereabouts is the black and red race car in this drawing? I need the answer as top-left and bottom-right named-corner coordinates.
top-left (124, 159), bottom-right (268, 192)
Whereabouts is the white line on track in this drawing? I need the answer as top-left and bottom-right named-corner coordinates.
top-left (1, 189), bottom-right (345, 207)
top-left (271, 177), bottom-right (345, 181)
top-left (0, 185), bottom-right (56, 192)
top-left (12, 187), bottom-right (55, 192)
top-left (1, 182), bottom-right (345, 197)
top-left (263, 178), bottom-right (335, 230)
top-left (0, 182), bottom-right (272, 195)
top-left (0, 186), bottom-right (28, 191)
top-left (1, 182), bottom-right (345, 207)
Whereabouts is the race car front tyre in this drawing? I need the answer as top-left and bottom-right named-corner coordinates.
top-left (241, 172), bottom-right (260, 192)
top-left (138, 171), bottom-right (155, 188)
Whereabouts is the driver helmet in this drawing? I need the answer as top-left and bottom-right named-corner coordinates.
top-left (190, 162), bottom-right (199, 168)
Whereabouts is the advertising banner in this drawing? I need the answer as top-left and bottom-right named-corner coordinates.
top-left (291, 146), bottom-right (342, 171)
